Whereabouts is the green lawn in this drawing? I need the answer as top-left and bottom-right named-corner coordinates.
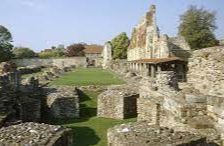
top-left (51, 91), bottom-right (136, 146)
top-left (50, 68), bottom-right (125, 86)
top-left (48, 68), bottom-right (135, 146)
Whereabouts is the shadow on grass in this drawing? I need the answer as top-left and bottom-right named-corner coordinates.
top-left (70, 126), bottom-right (100, 146)
top-left (78, 89), bottom-right (97, 119)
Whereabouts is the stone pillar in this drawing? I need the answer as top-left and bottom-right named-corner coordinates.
top-left (157, 65), bottom-right (161, 72)
top-left (151, 65), bottom-right (156, 78)
top-left (102, 42), bottom-right (112, 69)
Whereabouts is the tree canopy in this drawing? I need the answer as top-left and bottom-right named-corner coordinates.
top-left (0, 25), bottom-right (14, 62)
top-left (13, 47), bottom-right (36, 59)
top-left (38, 46), bottom-right (65, 59)
top-left (65, 44), bottom-right (85, 57)
top-left (178, 6), bottom-right (218, 50)
top-left (111, 32), bottom-right (130, 59)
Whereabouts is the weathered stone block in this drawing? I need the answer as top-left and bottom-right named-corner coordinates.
top-left (108, 122), bottom-right (207, 146)
top-left (45, 87), bottom-right (80, 119)
top-left (97, 85), bottom-right (139, 119)
top-left (0, 122), bottom-right (73, 146)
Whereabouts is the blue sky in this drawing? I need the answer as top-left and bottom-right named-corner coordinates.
top-left (1, 0), bottom-right (223, 52)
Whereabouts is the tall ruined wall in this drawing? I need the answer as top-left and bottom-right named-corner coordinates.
top-left (128, 5), bottom-right (159, 61)
top-left (188, 46), bottom-right (224, 97)
top-left (127, 5), bottom-right (191, 62)
top-left (129, 5), bottom-right (156, 50)
top-left (13, 57), bottom-right (87, 68)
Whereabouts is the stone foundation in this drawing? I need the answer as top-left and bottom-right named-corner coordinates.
top-left (0, 122), bottom-right (73, 146)
top-left (45, 87), bottom-right (80, 119)
top-left (97, 85), bottom-right (139, 119)
top-left (108, 122), bottom-right (207, 146)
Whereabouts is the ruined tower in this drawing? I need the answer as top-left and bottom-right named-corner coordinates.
top-left (102, 42), bottom-right (112, 69)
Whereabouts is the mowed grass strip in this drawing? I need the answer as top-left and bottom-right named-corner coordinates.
top-left (50, 68), bottom-right (125, 86)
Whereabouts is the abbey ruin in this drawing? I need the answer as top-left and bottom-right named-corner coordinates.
top-left (0, 3), bottom-right (224, 146)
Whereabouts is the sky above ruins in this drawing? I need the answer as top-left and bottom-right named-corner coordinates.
top-left (0, 0), bottom-right (224, 51)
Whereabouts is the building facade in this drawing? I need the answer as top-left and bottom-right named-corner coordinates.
top-left (127, 5), bottom-right (191, 81)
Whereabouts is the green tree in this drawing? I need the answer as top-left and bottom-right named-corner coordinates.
top-left (0, 25), bottom-right (14, 62)
top-left (13, 47), bottom-right (36, 59)
top-left (178, 6), bottom-right (219, 50)
top-left (111, 32), bottom-right (130, 59)
top-left (38, 45), bottom-right (65, 59)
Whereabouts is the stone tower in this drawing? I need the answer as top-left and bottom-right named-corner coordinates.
top-left (102, 42), bottom-right (112, 69)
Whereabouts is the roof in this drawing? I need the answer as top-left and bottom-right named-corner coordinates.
top-left (129, 57), bottom-right (185, 64)
top-left (83, 45), bottom-right (103, 54)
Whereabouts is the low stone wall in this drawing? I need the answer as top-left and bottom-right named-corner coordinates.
top-left (45, 87), bottom-right (80, 119)
top-left (97, 85), bottom-right (139, 119)
top-left (0, 122), bottom-right (73, 146)
top-left (188, 46), bottom-right (224, 97)
top-left (13, 57), bottom-right (87, 68)
top-left (108, 122), bottom-right (207, 146)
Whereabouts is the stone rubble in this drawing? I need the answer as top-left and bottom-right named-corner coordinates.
top-left (0, 122), bottom-right (72, 146)
top-left (108, 122), bottom-right (207, 146)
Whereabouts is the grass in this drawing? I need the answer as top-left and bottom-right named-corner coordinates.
top-left (48, 68), bottom-right (135, 146)
top-left (50, 68), bottom-right (125, 86)
top-left (51, 91), bottom-right (136, 146)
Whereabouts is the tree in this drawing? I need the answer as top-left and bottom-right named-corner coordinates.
top-left (0, 25), bottom-right (14, 62)
top-left (65, 43), bottom-right (85, 57)
top-left (38, 45), bottom-right (65, 59)
top-left (178, 6), bottom-right (219, 50)
top-left (13, 47), bottom-right (36, 59)
top-left (111, 32), bottom-right (130, 59)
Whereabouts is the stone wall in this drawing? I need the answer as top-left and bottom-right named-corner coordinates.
top-left (0, 122), bottom-right (73, 146)
top-left (13, 57), bottom-right (87, 68)
top-left (45, 87), bottom-right (80, 119)
top-left (97, 85), bottom-right (139, 119)
top-left (188, 46), bottom-right (224, 97)
top-left (127, 5), bottom-right (191, 62)
top-left (108, 122), bottom-right (207, 146)
top-left (207, 95), bottom-right (224, 137)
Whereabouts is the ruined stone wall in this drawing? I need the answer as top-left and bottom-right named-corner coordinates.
top-left (19, 96), bottom-right (41, 122)
top-left (0, 71), bottom-right (21, 92)
top-left (102, 42), bottom-right (112, 69)
top-left (188, 46), bottom-right (224, 97)
top-left (108, 122), bottom-right (207, 146)
top-left (110, 60), bottom-right (128, 74)
top-left (13, 57), bottom-right (87, 68)
top-left (97, 85), bottom-right (138, 119)
top-left (45, 87), bottom-right (80, 119)
top-left (0, 122), bottom-right (73, 146)
top-left (169, 36), bottom-right (192, 60)
top-left (207, 95), bottom-right (224, 136)
top-left (127, 5), bottom-right (191, 62)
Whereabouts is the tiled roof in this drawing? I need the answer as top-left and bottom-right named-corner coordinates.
top-left (83, 45), bottom-right (103, 54)
top-left (129, 57), bottom-right (185, 64)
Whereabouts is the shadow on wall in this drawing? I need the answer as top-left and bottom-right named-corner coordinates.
top-left (70, 126), bottom-right (100, 146)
